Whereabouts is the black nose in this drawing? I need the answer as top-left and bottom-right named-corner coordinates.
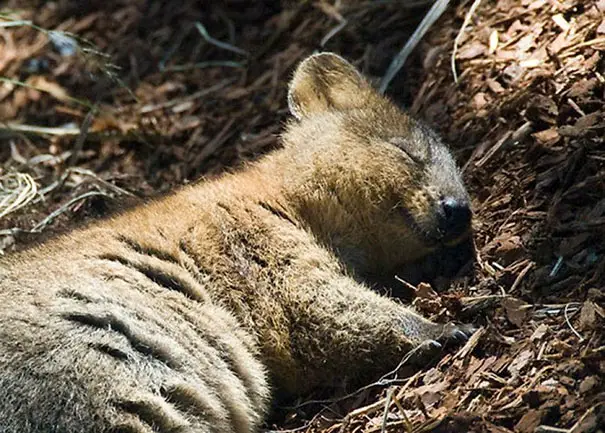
top-left (440, 197), bottom-right (472, 240)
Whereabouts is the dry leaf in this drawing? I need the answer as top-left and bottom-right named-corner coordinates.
top-left (486, 78), bottom-right (505, 93)
top-left (489, 30), bottom-right (499, 54)
top-left (485, 422), bottom-right (515, 433)
top-left (530, 324), bottom-right (549, 341)
top-left (520, 59), bottom-right (541, 68)
top-left (568, 78), bottom-right (598, 98)
top-left (508, 349), bottom-right (534, 377)
top-left (515, 408), bottom-right (543, 433)
top-left (414, 282), bottom-right (439, 300)
top-left (533, 128), bottom-right (560, 146)
top-left (25, 76), bottom-right (70, 102)
top-left (527, 0), bottom-right (547, 9)
top-left (579, 301), bottom-right (603, 330)
top-left (92, 114), bottom-right (137, 134)
top-left (578, 376), bottom-right (599, 394)
top-left (552, 14), bottom-right (570, 32)
top-left (502, 297), bottom-right (530, 327)
top-left (413, 380), bottom-right (449, 407)
top-left (517, 34), bottom-right (536, 53)
top-left (549, 32), bottom-right (569, 53)
top-left (458, 41), bottom-right (486, 60)
top-left (574, 112), bottom-right (603, 129)
top-left (492, 234), bottom-right (525, 264)
top-left (472, 92), bottom-right (489, 110)
top-left (526, 95), bottom-right (558, 124)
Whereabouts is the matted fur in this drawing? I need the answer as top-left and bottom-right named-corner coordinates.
top-left (0, 53), bottom-right (472, 433)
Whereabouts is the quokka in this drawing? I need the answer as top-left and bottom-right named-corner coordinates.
top-left (0, 52), bottom-right (474, 433)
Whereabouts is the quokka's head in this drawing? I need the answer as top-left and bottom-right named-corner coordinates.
top-left (282, 52), bottom-right (473, 276)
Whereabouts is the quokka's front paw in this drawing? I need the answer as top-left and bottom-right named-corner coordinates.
top-left (414, 322), bottom-right (476, 354)
top-left (439, 322), bottom-right (477, 343)
top-left (405, 321), bottom-right (476, 366)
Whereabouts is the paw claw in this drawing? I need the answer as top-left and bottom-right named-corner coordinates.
top-left (459, 324), bottom-right (478, 337)
top-left (441, 322), bottom-right (476, 342)
top-left (453, 329), bottom-right (467, 340)
top-left (426, 339), bottom-right (442, 349)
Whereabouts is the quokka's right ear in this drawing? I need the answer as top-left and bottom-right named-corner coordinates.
top-left (287, 52), bottom-right (375, 120)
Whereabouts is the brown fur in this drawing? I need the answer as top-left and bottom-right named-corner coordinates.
top-left (0, 53), bottom-right (473, 433)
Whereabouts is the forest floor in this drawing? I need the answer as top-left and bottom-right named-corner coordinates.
top-left (1, 1), bottom-right (603, 432)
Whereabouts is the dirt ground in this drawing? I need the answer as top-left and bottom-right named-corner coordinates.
top-left (1, 1), bottom-right (604, 432)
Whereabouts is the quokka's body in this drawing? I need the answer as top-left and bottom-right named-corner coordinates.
top-left (0, 53), bottom-right (474, 433)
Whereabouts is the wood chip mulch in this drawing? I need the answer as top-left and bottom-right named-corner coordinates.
top-left (0, 1), bottom-right (603, 432)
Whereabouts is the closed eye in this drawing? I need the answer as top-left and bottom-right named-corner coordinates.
top-left (388, 137), bottom-right (425, 165)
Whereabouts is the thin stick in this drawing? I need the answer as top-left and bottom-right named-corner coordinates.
top-left (392, 392), bottom-right (413, 433)
top-left (68, 106), bottom-right (98, 166)
top-left (380, 0), bottom-right (450, 94)
top-left (343, 372), bottom-right (421, 421)
top-left (161, 61), bottom-right (244, 73)
top-left (0, 77), bottom-right (95, 109)
top-left (380, 387), bottom-right (395, 433)
top-left (321, 19), bottom-right (348, 47)
top-left (290, 350), bottom-right (424, 409)
top-left (32, 191), bottom-right (110, 232)
top-left (140, 78), bottom-right (236, 113)
top-left (560, 36), bottom-right (605, 53)
top-left (564, 303), bottom-right (584, 342)
top-left (1, 123), bottom-right (81, 136)
top-left (452, 0), bottom-right (483, 84)
top-left (67, 167), bottom-right (135, 197)
top-left (194, 22), bottom-right (249, 57)
top-left (509, 261), bottom-right (534, 293)
top-left (0, 19), bottom-right (32, 27)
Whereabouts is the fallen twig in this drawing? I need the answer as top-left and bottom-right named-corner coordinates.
top-left (452, 0), bottom-right (483, 84)
top-left (31, 190), bottom-right (110, 232)
top-left (380, 0), bottom-right (450, 94)
top-left (195, 21), bottom-right (249, 57)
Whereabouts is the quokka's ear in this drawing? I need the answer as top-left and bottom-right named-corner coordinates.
top-left (287, 52), bottom-right (375, 120)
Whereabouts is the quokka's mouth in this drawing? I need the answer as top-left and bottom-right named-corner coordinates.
top-left (394, 203), bottom-right (473, 249)
top-left (394, 204), bottom-right (443, 246)
top-left (442, 229), bottom-right (473, 247)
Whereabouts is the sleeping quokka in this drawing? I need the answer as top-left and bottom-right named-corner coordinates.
top-left (0, 52), bottom-right (474, 433)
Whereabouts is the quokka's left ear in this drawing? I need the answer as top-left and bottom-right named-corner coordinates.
top-left (287, 52), bottom-right (376, 120)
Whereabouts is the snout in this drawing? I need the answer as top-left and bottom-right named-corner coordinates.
top-left (439, 197), bottom-right (472, 243)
